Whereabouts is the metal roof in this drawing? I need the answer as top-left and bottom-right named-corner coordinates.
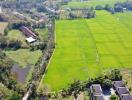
top-left (90, 84), bottom-right (103, 95)
top-left (120, 94), bottom-right (132, 100)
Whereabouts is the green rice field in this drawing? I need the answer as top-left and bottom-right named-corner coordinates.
top-left (41, 11), bottom-right (132, 91)
top-left (62, 0), bottom-right (126, 9)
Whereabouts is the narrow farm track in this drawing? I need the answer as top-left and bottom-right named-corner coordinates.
top-left (83, 19), bottom-right (103, 71)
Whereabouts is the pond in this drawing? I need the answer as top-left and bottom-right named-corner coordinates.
top-left (11, 64), bottom-right (31, 83)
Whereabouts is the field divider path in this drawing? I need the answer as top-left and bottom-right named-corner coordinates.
top-left (75, 20), bottom-right (92, 79)
top-left (83, 19), bottom-right (103, 72)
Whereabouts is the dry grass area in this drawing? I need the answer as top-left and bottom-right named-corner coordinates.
top-left (0, 22), bottom-right (8, 35)
top-left (120, 69), bottom-right (132, 94)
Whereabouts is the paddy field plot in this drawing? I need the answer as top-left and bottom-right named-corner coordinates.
top-left (62, 0), bottom-right (126, 9)
top-left (41, 11), bottom-right (132, 91)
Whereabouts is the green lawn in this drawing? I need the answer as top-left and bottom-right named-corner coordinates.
top-left (35, 28), bottom-right (48, 41)
top-left (40, 11), bottom-right (132, 91)
top-left (7, 30), bottom-right (28, 47)
top-left (5, 49), bottom-right (42, 67)
top-left (62, 0), bottom-right (126, 9)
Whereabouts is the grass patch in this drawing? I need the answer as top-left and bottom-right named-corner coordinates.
top-left (6, 29), bottom-right (28, 47)
top-left (5, 49), bottom-right (42, 67)
top-left (35, 28), bottom-right (48, 41)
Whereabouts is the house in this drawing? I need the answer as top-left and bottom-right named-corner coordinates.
top-left (120, 94), bottom-right (132, 100)
top-left (90, 84), bottom-right (104, 100)
top-left (116, 87), bottom-right (129, 95)
top-left (20, 26), bottom-right (37, 43)
top-left (20, 26), bottom-right (37, 38)
top-left (113, 81), bottom-right (124, 89)
top-left (113, 81), bottom-right (132, 100)
top-left (26, 37), bottom-right (36, 43)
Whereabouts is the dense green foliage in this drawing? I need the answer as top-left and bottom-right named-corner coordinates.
top-left (0, 51), bottom-right (13, 82)
top-left (0, 83), bottom-right (21, 100)
top-left (0, 36), bottom-right (22, 50)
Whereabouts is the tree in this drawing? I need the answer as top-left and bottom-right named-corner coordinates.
top-left (0, 36), bottom-right (7, 49)
top-left (0, 83), bottom-right (21, 100)
top-left (67, 80), bottom-right (83, 98)
top-left (110, 69), bottom-right (122, 81)
top-left (102, 79), bottom-right (112, 89)
top-left (37, 6), bottom-right (47, 12)
top-left (69, 12), bottom-right (77, 19)
top-left (95, 5), bottom-right (104, 10)
top-left (114, 4), bottom-right (123, 12)
top-left (8, 92), bottom-right (21, 100)
top-left (110, 94), bottom-right (118, 100)
top-left (104, 4), bottom-right (112, 11)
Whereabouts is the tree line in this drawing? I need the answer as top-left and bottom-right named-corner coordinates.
top-left (35, 69), bottom-right (122, 99)
top-left (95, 1), bottom-right (132, 14)
top-left (0, 51), bottom-right (21, 99)
top-left (59, 7), bottom-right (96, 19)
top-left (0, 36), bottom-right (22, 50)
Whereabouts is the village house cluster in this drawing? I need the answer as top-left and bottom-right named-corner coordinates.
top-left (90, 81), bottom-right (132, 100)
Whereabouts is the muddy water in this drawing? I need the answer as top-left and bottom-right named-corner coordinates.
top-left (11, 64), bottom-right (31, 83)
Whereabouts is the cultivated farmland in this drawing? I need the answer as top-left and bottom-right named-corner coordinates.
top-left (41, 11), bottom-right (132, 91)
top-left (62, 0), bottom-right (126, 9)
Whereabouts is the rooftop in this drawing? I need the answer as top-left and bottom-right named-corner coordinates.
top-left (113, 81), bottom-right (124, 88)
top-left (116, 87), bottom-right (129, 95)
top-left (90, 84), bottom-right (103, 95)
top-left (94, 95), bottom-right (104, 100)
top-left (120, 94), bottom-right (132, 100)
top-left (26, 37), bottom-right (36, 43)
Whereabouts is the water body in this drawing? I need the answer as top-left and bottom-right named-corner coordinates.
top-left (11, 64), bottom-right (31, 83)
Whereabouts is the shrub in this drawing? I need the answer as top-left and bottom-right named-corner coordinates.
top-left (110, 94), bottom-right (118, 100)
top-left (102, 79), bottom-right (112, 89)
top-left (95, 5), bottom-right (104, 10)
